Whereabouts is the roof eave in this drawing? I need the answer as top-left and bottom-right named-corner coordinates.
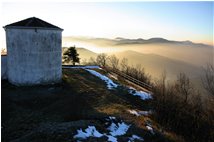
top-left (3, 26), bottom-right (63, 31)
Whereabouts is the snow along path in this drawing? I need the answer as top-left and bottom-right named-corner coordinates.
top-left (63, 65), bottom-right (101, 69)
top-left (85, 69), bottom-right (118, 89)
top-left (85, 69), bottom-right (152, 99)
top-left (128, 87), bottom-right (152, 100)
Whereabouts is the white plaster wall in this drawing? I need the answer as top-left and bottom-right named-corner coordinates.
top-left (1, 55), bottom-right (7, 79)
top-left (6, 28), bottom-right (62, 85)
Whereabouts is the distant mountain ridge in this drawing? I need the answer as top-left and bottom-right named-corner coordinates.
top-left (63, 36), bottom-right (212, 47)
top-left (114, 37), bottom-right (211, 47)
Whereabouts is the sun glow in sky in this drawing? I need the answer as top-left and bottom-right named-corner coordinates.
top-left (0, 1), bottom-right (213, 48)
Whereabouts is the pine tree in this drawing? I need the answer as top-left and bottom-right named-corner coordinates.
top-left (63, 46), bottom-right (80, 65)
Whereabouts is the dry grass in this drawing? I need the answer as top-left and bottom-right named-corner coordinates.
top-left (2, 68), bottom-right (180, 142)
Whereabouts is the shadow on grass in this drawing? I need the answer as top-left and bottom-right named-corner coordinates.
top-left (2, 69), bottom-right (176, 142)
top-left (1, 77), bottom-right (109, 141)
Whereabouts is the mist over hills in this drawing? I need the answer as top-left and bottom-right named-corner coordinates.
top-left (63, 36), bottom-right (213, 67)
top-left (63, 35), bottom-right (212, 84)
top-left (63, 36), bottom-right (212, 47)
top-left (74, 47), bottom-right (206, 94)
top-left (75, 47), bottom-right (97, 59)
top-left (75, 48), bottom-right (202, 80)
top-left (114, 37), bottom-right (212, 47)
top-left (113, 50), bottom-right (202, 79)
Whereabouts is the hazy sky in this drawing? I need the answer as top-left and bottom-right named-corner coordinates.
top-left (1, 1), bottom-right (213, 47)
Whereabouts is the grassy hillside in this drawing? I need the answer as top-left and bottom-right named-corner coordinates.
top-left (2, 68), bottom-right (183, 142)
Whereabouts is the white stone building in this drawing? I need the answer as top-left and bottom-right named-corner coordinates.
top-left (3, 17), bottom-right (63, 85)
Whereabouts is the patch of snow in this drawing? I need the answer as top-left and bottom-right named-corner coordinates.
top-left (73, 126), bottom-right (103, 139)
top-left (86, 69), bottom-right (118, 89)
top-left (108, 122), bottom-right (131, 136)
top-left (63, 65), bottom-right (101, 69)
top-left (108, 116), bottom-right (116, 120)
top-left (106, 135), bottom-right (118, 142)
top-left (139, 110), bottom-right (152, 116)
top-left (129, 134), bottom-right (144, 141)
top-left (128, 87), bottom-right (152, 100)
top-left (128, 110), bottom-right (141, 117)
top-left (146, 126), bottom-right (155, 135)
top-left (128, 110), bottom-right (152, 117)
top-left (73, 117), bottom-right (139, 142)
top-left (73, 129), bottom-right (88, 139)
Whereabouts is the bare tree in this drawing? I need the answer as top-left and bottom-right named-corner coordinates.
top-left (154, 71), bottom-right (167, 96)
top-left (135, 64), bottom-right (143, 74)
top-left (120, 58), bottom-right (128, 72)
top-left (108, 55), bottom-right (119, 70)
top-left (160, 71), bottom-right (167, 96)
top-left (175, 73), bottom-right (193, 103)
top-left (89, 57), bottom-right (97, 65)
top-left (96, 53), bottom-right (108, 67)
top-left (80, 58), bottom-right (88, 65)
top-left (202, 63), bottom-right (214, 96)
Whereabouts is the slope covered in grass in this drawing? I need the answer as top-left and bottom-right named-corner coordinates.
top-left (2, 68), bottom-right (183, 142)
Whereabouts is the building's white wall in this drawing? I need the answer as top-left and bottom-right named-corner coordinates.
top-left (1, 55), bottom-right (7, 79)
top-left (6, 28), bottom-right (62, 85)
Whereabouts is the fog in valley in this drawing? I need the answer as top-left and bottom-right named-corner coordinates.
top-left (63, 36), bottom-right (213, 95)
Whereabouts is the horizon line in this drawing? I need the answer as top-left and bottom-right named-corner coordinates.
top-left (62, 35), bottom-right (213, 46)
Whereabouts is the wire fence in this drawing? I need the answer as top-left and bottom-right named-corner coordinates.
top-left (62, 65), bottom-right (153, 91)
top-left (105, 67), bottom-right (153, 91)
